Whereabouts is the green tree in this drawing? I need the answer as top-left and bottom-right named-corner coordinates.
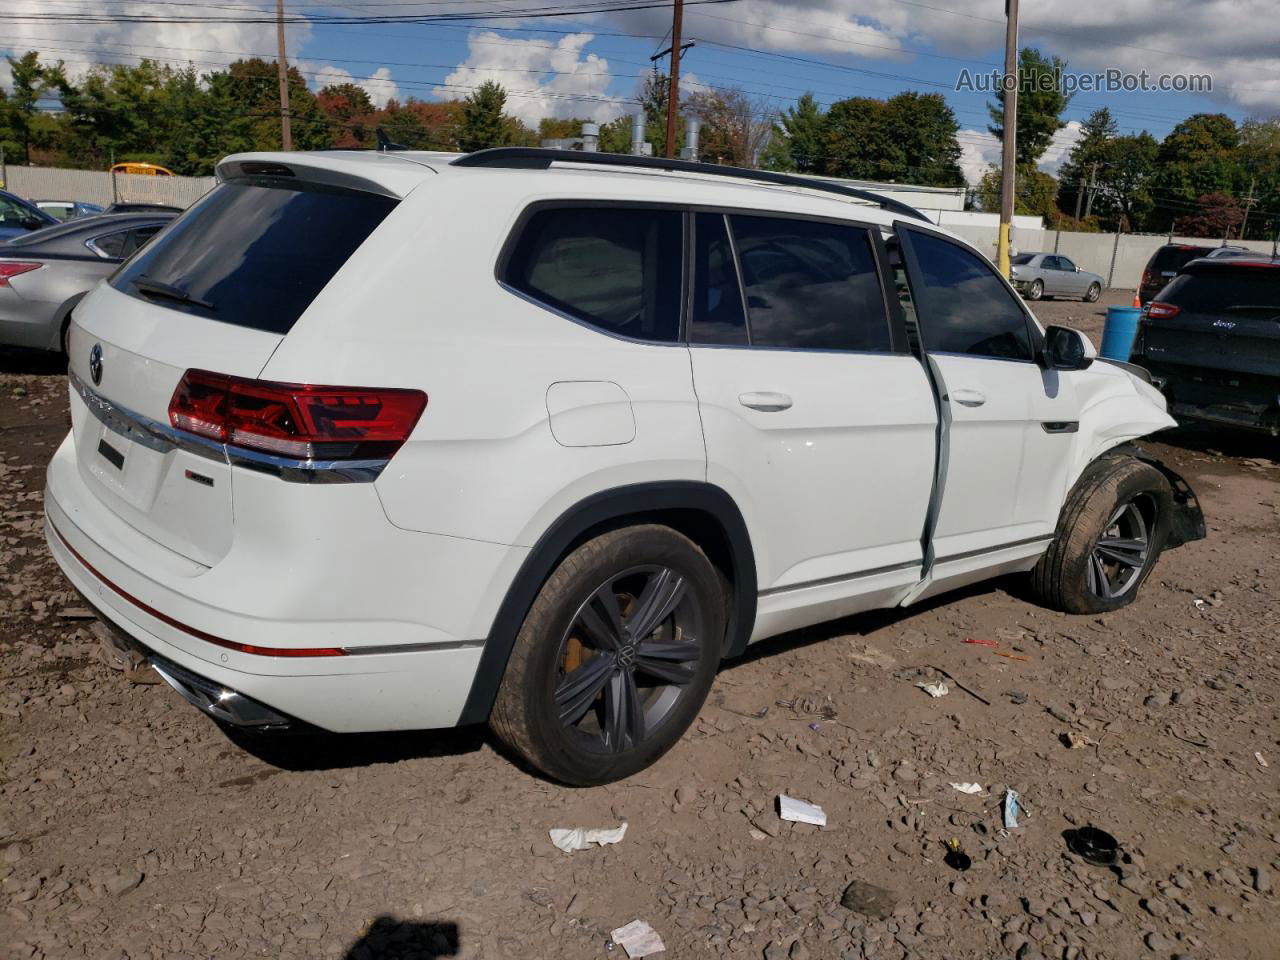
top-left (821, 96), bottom-right (887, 179)
top-left (879, 92), bottom-right (963, 186)
top-left (979, 164), bottom-right (1060, 219)
top-left (1149, 113), bottom-right (1242, 230)
top-left (988, 47), bottom-right (1072, 166)
top-left (458, 80), bottom-right (510, 152)
top-left (1238, 118), bottom-right (1280, 240)
top-left (763, 92), bottom-right (825, 173)
top-left (5, 51), bottom-right (59, 163)
top-left (1057, 106), bottom-right (1118, 217)
top-left (598, 114), bottom-right (634, 154)
top-left (1096, 132), bottom-right (1159, 230)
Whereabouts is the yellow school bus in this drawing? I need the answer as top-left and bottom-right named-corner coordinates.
top-left (110, 162), bottom-right (174, 177)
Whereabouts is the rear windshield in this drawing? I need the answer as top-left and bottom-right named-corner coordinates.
top-left (111, 180), bottom-right (397, 334)
top-left (1159, 268), bottom-right (1280, 312)
top-left (1149, 245), bottom-right (1211, 273)
top-left (1010, 254), bottom-right (1035, 265)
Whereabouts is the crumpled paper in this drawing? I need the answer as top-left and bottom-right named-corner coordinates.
top-left (611, 919), bottom-right (665, 958)
top-left (916, 680), bottom-right (949, 698)
top-left (949, 782), bottom-right (983, 795)
top-left (548, 822), bottom-right (627, 854)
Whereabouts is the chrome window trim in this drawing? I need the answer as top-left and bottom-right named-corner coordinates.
top-left (69, 370), bottom-right (388, 483)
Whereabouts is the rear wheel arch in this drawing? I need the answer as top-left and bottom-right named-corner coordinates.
top-left (54, 292), bottom-right (87, 355)
top-left (456, 481), bottom-right (757, 726)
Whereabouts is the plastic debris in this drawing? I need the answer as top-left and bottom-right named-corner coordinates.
top-left (778, 794), bottom-right (827, 826)
top-left (992, 651), bottom-right (1029, 662)
top-left (916, 680), bottom-right (949, 698)
top-left (949, 782), bottom-right (983, 795)
top-left (1063, 731), bottom-right (1098, 750)
top-left (610, 919), bottom-right (665, 958)
top-left (1003, 789), bottom-right (1021, 830)
top-left (963, 637), bottom-right (998, 647)
top-left (1065, 826), bottom-right (1119, 866)
top-left (943, 837), bottom-right (971, 871)
top-left (1193, 598), bottom-right (1207, 610)
top-left (548, 823), bottom-right (627, 854)
top-left (1257, 751), bottom-right (1269, 768)
top-left (808, 722), bottom-right (821, 731)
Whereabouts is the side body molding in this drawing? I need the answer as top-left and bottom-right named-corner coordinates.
top-left (456, 481), bottom-right (757, 726)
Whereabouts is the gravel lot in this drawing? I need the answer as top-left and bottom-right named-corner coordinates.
top-left (2, 291), bottom-right (1278, 960)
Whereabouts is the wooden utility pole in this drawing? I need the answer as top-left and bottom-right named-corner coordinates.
top-left (276, 0), bottom-right (293, 151)
top-left (664, 0), bottom-right (684, 159)
top-left (996, 0), bottom-right (1019, 277)
top-left (1239, 176), bottom-right (1257, 239)
top-left (1083, 162), bottom-right (1099, 218)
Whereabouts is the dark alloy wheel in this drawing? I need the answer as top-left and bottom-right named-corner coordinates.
top-left (490, 525), bottom-right (724, 785)
top-left (1085, 495), bottom-right (1154, 600)
top-left (554, 565), bottom-right (703, 754)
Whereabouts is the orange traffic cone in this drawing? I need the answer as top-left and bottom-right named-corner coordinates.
top-left (1131, 290), bottom-right (1141, 308)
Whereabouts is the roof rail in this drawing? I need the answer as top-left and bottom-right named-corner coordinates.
top-left (450, 147), bottom-right (932, 223)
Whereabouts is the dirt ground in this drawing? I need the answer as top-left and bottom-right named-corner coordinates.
top-left (2, 290), bottom-right (1278, 960)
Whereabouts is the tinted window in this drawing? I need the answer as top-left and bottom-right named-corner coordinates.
top-left (1149, 245), bottom-right (1210, 274)
top-left (1043, 256), bottom-right (1064, 270)
top-left (906, 231), bottom-right (1033, 361)
top-left (122, 225), bottom-right (163, 257)
top-left (93, 229), bottom-right (130, 258)
top-left (729, 215), bottom-right (890, 352)
top-left (112, 181), bottom-right (398, 334)
top-left (1010, 253), bottom-right (1035, 265)
top-left (1159, 268), bottom-right (1280, 312)
top-left (1058, 257), bottom-right (1076, 271)
top-left (689, 213), bottom-right (748, 345)
top-left (0, 195), bottom-right (32, 225)
top-left (505, 206), bottom-right (682, 342)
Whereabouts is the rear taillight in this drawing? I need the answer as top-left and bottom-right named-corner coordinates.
top-left (168, 370), bottom-right (427, 462)
top-left (0, 262), bottom-right (42, 286)
top-left (1145, 301), bottom-right (1180, 319)
top-left (1140, 269), bottom-right (1153, 289)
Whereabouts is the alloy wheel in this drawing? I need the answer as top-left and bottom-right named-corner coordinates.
top-left (1086, 496), bottom-right (1154, 600)
top-left (553, 565), bottom-right (704, 754)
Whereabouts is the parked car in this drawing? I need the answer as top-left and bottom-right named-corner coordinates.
top-left (0, 213), bottom-right (175, 353)
top-left (1137, 243), bottom-right (1252, 305)
top-left (0, 189), bottom-right (58, 241)
top-left (44, 148), bottom-right (1204, 785)
top-left (1131, 256), bottom-right (1280, 433)
top-left (103, 202), bottom-right (184, 216)
top-left (1009, 252), bottom-right (1104, 301)
top-left (36, 200), bottom-right (106, 222)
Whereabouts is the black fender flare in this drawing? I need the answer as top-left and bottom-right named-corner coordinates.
top-left (1107, 444), bottom-right (1206, 549)
top-left (456, 481), bottom-right (757, 726)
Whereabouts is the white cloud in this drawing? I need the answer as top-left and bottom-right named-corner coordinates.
top-left (300, 62), bottom-right (400, 109)
top-left (0, 0), bottom-right (309, 87)
top-left (1039, 120), bottom-right (1084, 175)
top-left (956, 120), bottom-right (1083, 186)
top-left (436, 31), bottom-right (625, 125)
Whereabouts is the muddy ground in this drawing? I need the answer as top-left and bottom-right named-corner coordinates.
top-left (1, 290), bottom-right (1277, 960)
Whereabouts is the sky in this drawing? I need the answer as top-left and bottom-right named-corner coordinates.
top-left (3, 0), bottom-right (1278, 185)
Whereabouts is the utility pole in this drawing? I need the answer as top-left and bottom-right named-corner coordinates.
top-left (664, 0), bottom-right (684, 159)
top-left (996, 0), bottom-right (1019, 277)
top-left (276, 0), bottom-right (293, 151)
top-left (1083, 162), bottom-right (1099, 218)
top-left (1239, 176), bottom-right (1257, 239)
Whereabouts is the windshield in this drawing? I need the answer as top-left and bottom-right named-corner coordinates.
top-left (110, 179), bottom-right (397, 334)
top-left (1158, 268), bottom-right (1280, 312)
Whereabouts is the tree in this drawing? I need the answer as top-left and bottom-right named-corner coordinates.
top-left (879, 92), bottom-right (964, 186)
top-left (598, 114), bottom-right (634, 154)
top-left (821, 96), bottom-right (887, 179)
top-left (1175, 192), bottom-right (1244, 238)
top-left (1235, 118), bottom-right (1280, 240)
top-left (5, 51), bottom-right (59, 163)
top-left (685, 86), bottom-right (775, 167)
top-left (979, 164), bottom-right (1059, 219)
top-left (1057, 106), bottom-right (1118, 218)
top-left (763, 92), bottom-right (825, 173)
top-left (988, 47), bottom-right (1072, 166)
top-left (458, 80), bottom-right (511, 153)
top-left (1096, 132), bottom-right (1158, 230)
top-left (639, 70), bottom-right (680, 157)
top-left (1149, 113), bottom-right (1242, 230)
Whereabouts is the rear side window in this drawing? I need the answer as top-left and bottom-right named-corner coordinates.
top-left (111, 181), bottom-right (398, 334)
top-left (1159, 269), bottom-right (1280, 312)
top-left (905, 231), bottom-right (1033, 361)
top-left (92, 229), bottom-right (130, 259)
top-left (689, 213), bottom-right (748, 345)
top-left (1149, 245), bottom-right (1210, 274)
top-left (504, 206), bottom-right (682, 342)
top-left (729, 215), bottom-right (891, 352)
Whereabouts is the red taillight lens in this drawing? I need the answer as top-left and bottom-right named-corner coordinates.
top-left (1145, 301), bottom-right (1181, 319)
top-left (0, 261), bottom-right (42, 286)
top-left (168, 370), bottom-right (427, 461)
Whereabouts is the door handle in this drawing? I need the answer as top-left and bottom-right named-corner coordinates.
top-left (949, 389), bottom-right (987, 408)
top-left (739, 391), bottom-right (793, 412)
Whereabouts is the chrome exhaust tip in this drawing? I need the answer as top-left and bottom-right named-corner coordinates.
top-left (150, 657), bottom-right (292, 730)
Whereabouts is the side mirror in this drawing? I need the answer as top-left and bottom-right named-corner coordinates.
top-left (1041, 324), bottom-right (1095, 371)
top-left (1075, 265), bottom-right (1082, 272)
top-left (20, 216), bottom-right (45, 230)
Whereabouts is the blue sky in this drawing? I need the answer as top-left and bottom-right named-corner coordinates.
top-left (4, 1), bottom-right (1276, 183)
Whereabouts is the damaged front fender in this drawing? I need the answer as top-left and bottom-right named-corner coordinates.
top-left (1116, 446), bottom-right (1207, 549)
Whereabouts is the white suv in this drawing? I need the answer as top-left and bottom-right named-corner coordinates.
top-left (45, 148), bottom-right (1204, 785)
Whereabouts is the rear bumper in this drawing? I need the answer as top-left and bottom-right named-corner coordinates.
top-left (1137, 361), bottom-right (1280, 434)
top-left (44, 431), bottom-right (530, 732)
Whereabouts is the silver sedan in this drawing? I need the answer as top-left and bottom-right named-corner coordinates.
top-left (1009, 252), bottom-right (1104, 302)
top-left (0, 212), bottom-right (174, 353)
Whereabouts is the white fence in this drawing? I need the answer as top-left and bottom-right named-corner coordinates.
top-left (1, 165), bottom-right (215, 209)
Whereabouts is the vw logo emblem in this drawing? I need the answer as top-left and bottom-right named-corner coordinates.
top-left (89, 343), bottom-right (104, 386)
top-left (617, 641), bottom-right (636, 668)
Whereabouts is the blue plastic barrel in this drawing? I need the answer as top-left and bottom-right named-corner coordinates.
top-left (1100, 305), bottom-right (1142, 361)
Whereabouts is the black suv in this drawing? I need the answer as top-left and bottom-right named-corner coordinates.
top-left (1132, 257), bottom-right (1280, 433)
top-left (1138, 243), bottom-right (1252, 305)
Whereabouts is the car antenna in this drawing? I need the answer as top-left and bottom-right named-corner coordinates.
top-left (376, 127), bottom-right (408, 152)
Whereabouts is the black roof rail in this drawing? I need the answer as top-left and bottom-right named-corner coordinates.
top-left (450, 147), bottom-right (932, 223)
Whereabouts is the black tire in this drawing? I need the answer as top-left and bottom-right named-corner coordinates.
top-left (490, 525), bottom-right (724, 785)
top-left (1031, 454), bottom-right (1173, 615)
top-left (1026, 279), bottom-right (1044, 301)
top-left (1084, 282), bottom-right (1101, 302)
